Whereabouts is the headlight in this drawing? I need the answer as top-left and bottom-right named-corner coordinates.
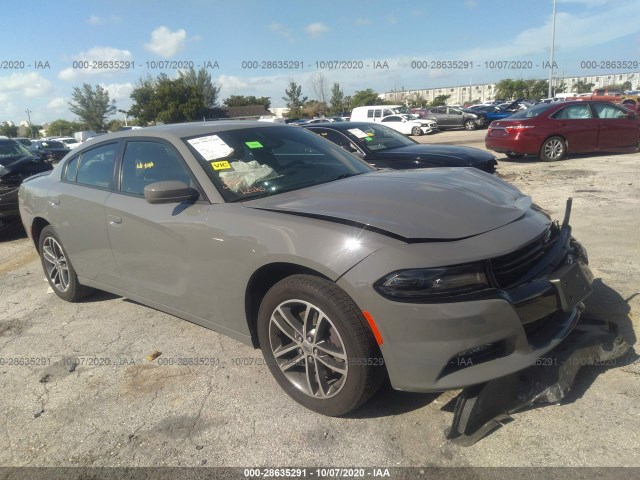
top-left (374, 263), bottom-right (489, 302)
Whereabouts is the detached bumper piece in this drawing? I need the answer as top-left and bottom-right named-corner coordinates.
top-left (445, 318), bottom-right (630, 446)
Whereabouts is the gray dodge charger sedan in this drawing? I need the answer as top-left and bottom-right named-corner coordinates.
top-left (19, 121), bottom-right (593, 416)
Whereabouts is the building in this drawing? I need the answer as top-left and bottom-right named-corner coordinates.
top-left (379, 72), bottom-right (640, 105)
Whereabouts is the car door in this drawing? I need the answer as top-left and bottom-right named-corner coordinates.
top-left (447, 108), bottom-right (464, 127)
top-left (550, 103), bottom-right (599, 153)
top-left (430, 107), bottom-right (448, 127)
top-left (103, 138), bottom-right (220, 323)
top-left (46, 141), bottom-right (121, 286)
top-left (592, 102), bottom-right (639, 149)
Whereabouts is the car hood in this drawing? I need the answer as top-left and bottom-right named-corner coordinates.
top-left (244, 168), bottom-right (531, 241)
top-left (0, 155), bottom-right (51, 176)
top-left (375, 144), bottom-right (496, 166)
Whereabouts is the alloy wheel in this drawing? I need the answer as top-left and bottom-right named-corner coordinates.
top-left (268, 299), bottom-right (348, 399)
top-left (42, 236), bottom-right (70, 292)
top-left (543, 138), bottom-right (564, 160)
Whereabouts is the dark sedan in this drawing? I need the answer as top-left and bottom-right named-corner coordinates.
top-left (485, 101), bottom-right (640, 161)
top-left (0, 139), bottom-right (53, 222)
top-left (29, 140), bottom-right (71, 162)
top-left (304, 122), bottom-right (497, 173)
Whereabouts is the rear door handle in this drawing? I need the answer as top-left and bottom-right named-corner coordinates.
top-left (108, 215), bottom-right (122, 225)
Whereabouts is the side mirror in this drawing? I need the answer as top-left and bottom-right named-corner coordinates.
top-left (626, 111), bottom-right (636, 119)
top-left (144, 181), bottom-right (199, 204)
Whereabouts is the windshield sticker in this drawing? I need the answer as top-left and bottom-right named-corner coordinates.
top-left (187, 135), bottom-right (234, 160)
top-left (245, 141), bottom-right (263, 149)
top-left (364, 136), bottom-right (373, 142)
top-left (211, 160), bottom-right (231, 170)
top-left (347, 128), bottom-right (368, 139)
top-left (136, 161), bottom-right (154, 169)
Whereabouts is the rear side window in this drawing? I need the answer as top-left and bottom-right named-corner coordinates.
top-left (593, 103), bottom-right (627, 119)
top-left (553, 104), bottom-right (593, 119)
top-left (75, 143), bottom-right (118, 189)
top-left (120, 141), bottom-right (194, 196)
top-left (367, 110), bottom-right (374, 118)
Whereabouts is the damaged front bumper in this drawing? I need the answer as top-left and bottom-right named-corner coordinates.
top-left (446, 316), bottom-right (631, 445)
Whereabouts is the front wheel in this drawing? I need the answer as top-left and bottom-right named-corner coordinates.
top-left (464, 119), bottom-right (476, 130)
top-left (540, 136), bottom-right (566, 161)
top-left (38, 226), bottom-right (94, 301)
top-left (411, 126), bottom-right (422, 136)
top-left (257, 275), bottom-right (384, 416)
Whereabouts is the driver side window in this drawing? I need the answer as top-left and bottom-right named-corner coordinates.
top-left (120, 140), bottom-right (194, 196)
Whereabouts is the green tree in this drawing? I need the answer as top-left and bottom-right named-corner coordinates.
top-left (223, 95), bottom-right (271, 109)
top-left (554, 81), bottom-right (567, 94)
top-left (430, 95), bottom-right (450, 106)
top-left (408, 93), bottom-right (426, 108)
top-left (573, 80), bottom-right (595, 94)
top-left (495, 78), bottom-right (548, 100)
top-left (129, 76), bottom-right (158, 124)
top-left (603, 82), bottom-right (632, 92)
top-left (0, 123), bottom-right (18, 137)
top-left (46, 119), bottom-right (86, 137)
top-left (350, 88), bottom-right (384, 107)
top-left (329, 83), bottom-right (344, 114)
top-left (129, 73), bottom-right (210, 125)
top-left (107, 119), bottom-right (125, 131)
top-left (282, 81), bottom-right (307, 118)
top-left (178, 67), bottom-right (221, 113)
top-left (528, 79), bottom-right (549, 100)
top-left (301, 100), bottom-right (328, 118)
top-left (68, 83), bottom-right (116, 131)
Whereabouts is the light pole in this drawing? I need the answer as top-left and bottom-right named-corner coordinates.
top-left (548, 0), bottom-right (557, 98)
top-left (25, 108), bottom-right (33, 138)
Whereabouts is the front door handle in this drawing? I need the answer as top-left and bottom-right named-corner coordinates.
top-left (108, 215), bottom-right (122, 225)
top-left (49, 198), bottom-right (60, 206)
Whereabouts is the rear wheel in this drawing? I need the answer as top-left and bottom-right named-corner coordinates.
top-left (540, 136), bottom-right (566, 161)
top-left (464, 119), bottom-right (476, 130)
top-left (38, 226), bottom-right (93, 301)
top-left (411, 126), bottom-right (422, 136)
top-left (257, 275), bottom-right (384, 416)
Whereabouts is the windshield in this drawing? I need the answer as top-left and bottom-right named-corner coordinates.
top-left (508, 103), bottom-right (554, 119)
top-left (344, 123), bottom-right (416, 152)
top-left (183, 125), bottom-right (374, 202)
top-left (392, 106), bottom-right (409, 114)
top-left (0, 140), bottom-right (36, 159)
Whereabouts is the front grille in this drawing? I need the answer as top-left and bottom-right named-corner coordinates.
top-left (490, 224), bottom-right (559, 289)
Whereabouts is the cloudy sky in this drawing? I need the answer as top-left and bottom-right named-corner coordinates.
top-left (1, 0), bottom-right (639, 124)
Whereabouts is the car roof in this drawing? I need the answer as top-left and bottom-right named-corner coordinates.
top-left (303, 121), bottom-right (377, 130)
top-left (84, 121), bottom-right (286, 143)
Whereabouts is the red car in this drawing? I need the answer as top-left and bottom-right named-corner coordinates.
top-left (485, 101), bottom-right (640, 161)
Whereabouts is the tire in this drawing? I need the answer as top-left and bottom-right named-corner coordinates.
top-left (257, 274), bottom-right (385, 416)
top-left (38, 226), bottom-right (94, 302)
top-left (463, 119), bottom-right (476, 130)
top-left (505, 152), bottom-right (524, 159)
top-left (411, 126), bottom-right (422, 136)
top-left (539, 136), bottom-right (566, 161)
